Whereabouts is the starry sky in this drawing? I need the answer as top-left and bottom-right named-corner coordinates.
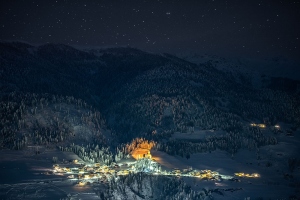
top-left (1, 0), bottom-right (300, 59)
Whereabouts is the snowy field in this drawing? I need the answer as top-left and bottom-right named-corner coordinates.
top-left (1, 125), bottom-right (299, 199)
top-left (154, 126), bottom-right (300, 199)
top-left (0, 148), bottom-right (96, 199)
top-left (151, 147), bottom-right (299, 199)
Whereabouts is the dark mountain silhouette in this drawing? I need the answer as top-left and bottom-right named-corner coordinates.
top-left (0, 42), bottom-right (299, 147)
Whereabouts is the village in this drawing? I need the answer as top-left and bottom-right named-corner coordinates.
top-left (51, 148), bottom-right (260, 186)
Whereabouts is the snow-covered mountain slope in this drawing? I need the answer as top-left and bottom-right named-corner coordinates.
top-left (1, 42), bottom-right (299, 145)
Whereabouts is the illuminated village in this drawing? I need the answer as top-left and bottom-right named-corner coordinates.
top-left (51, 141), bottom-right (260, 186)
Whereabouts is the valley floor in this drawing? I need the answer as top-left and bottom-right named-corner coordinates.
top-left (0, 137), bottom-right (299, 200)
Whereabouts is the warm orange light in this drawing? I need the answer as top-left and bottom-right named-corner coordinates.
top-left (258, 124), bottom-right (266, 128)
top-left (128, 138), bottom-right (155, 160)
top-left (131, 149), bottom-right (152, 160)
top-left (78, 181), bottom-right (86, 186)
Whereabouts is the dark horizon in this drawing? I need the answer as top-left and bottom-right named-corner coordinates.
top-left (2, 39), bottom-right (300, 80)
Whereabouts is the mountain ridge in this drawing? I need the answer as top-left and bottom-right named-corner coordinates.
top-left (0, 42), bottom-right (299, 147)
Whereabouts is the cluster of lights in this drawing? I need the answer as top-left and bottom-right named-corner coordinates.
top-left (186, 169), bottom-right (221, 179)
top-left (52, 162), bottom-right (118, 185)
top-left (250, 123), bottom-right (280, 129)
top-left (52, 147), bottom-right (260, 187)
top-left (234, 172), bottom-right (260, 178)
top-left (52, 158), bottom-right (233, 186)
top-left (250, 123), bottom-right (266, 128)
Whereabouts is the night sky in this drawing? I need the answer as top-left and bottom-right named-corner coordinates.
top-left (1, 0), bottom-right (300, 59)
